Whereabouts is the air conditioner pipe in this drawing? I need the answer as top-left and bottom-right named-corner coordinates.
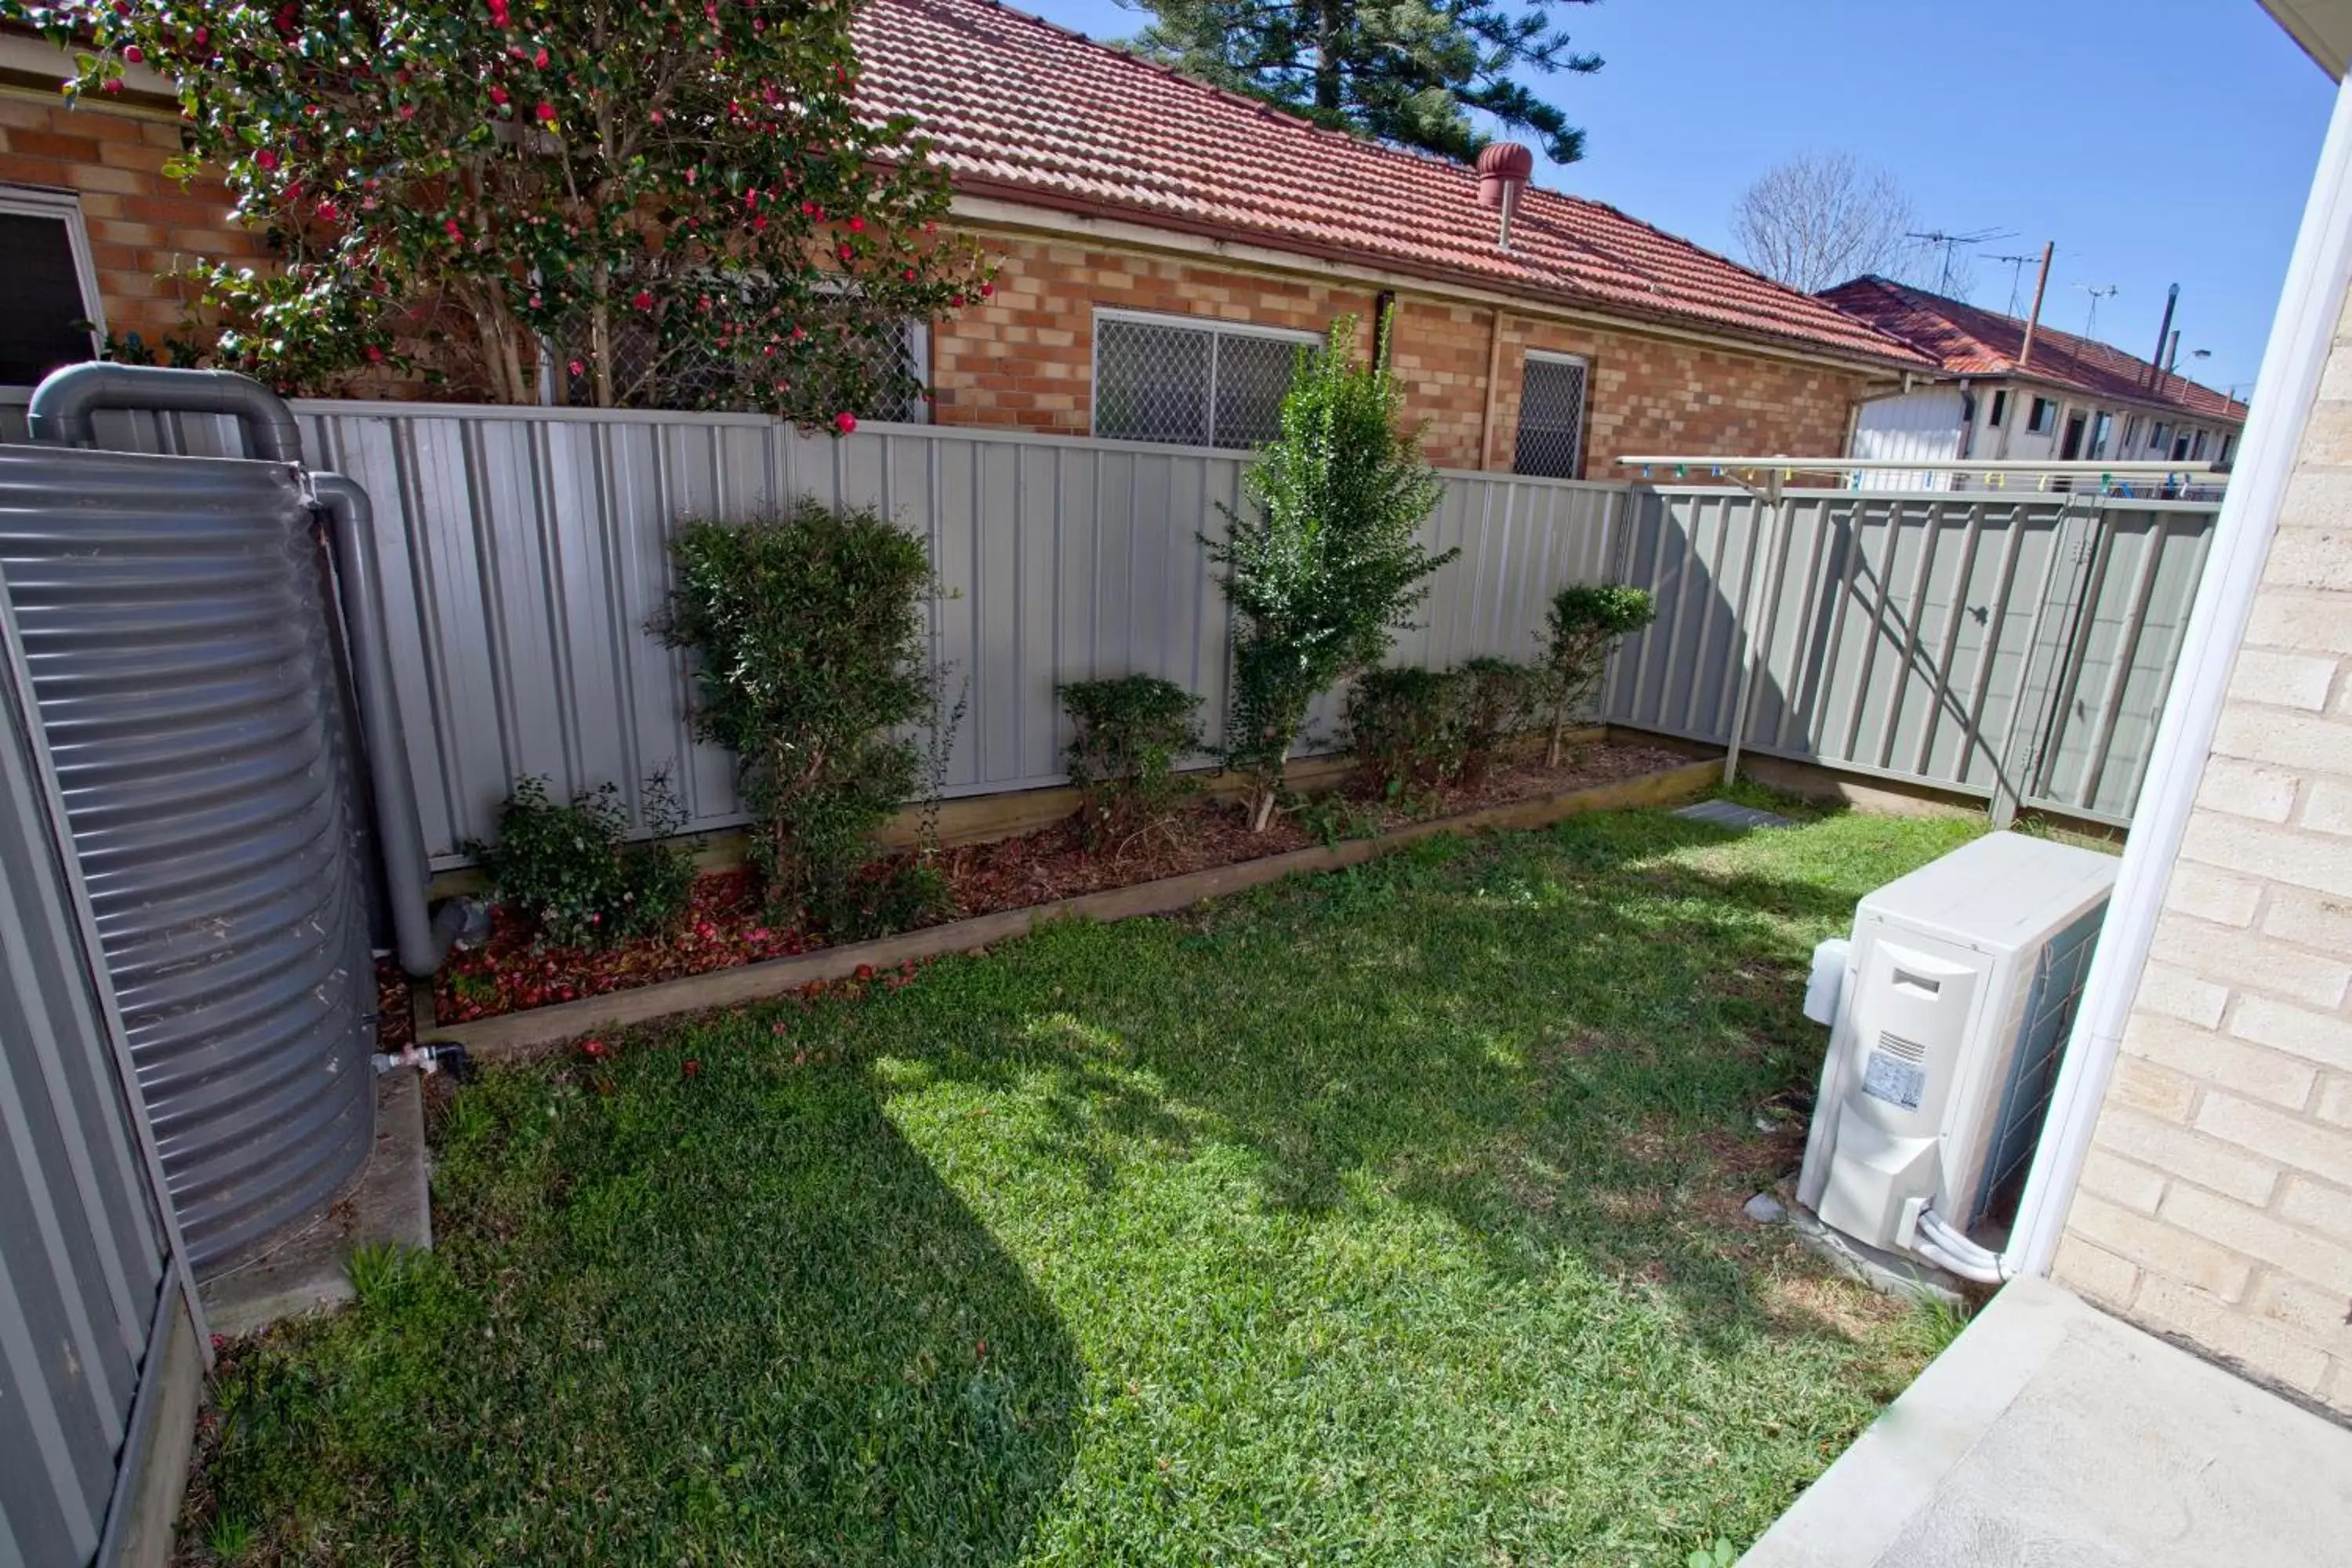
top-left (314, 474), bottom-right (488, 976)
top-left (26, 362), bottom-right (306, 463)
top-left (1911, 1207), bottom-right (2009, 1285)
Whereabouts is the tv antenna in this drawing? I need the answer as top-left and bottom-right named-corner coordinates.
top-left (1987, 252), bottom-right (2041, 317)
top-left (2076, 283), bottom-right (2119, 340)
top-left (1904, 227), bottom-right (2014, 294)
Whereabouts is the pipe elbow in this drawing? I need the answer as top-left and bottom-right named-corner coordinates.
top-left (26, 364), bottom-right (303, 464)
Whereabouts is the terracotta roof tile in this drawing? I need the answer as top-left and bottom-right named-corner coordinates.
top-left (1818, 276), bottom-right (2248, 424)
top-left (851, 0), bottom-right (1931, 368)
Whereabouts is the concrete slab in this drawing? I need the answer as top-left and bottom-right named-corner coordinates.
top-left (1674, 799), bottom-right (1795, 831)
top-left (1742, 1275), bottom-right (2352, 1567)
top-left (198, 1069), bottom-right (430, 1338)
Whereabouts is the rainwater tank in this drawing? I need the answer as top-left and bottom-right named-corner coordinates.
top-left (0, 437), bottom-right (376, 1274)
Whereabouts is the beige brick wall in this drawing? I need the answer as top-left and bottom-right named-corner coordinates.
top-left (2053, 289), bottom-right (2352, 1417)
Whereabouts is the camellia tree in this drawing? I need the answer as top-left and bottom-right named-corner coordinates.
top-left (31, 0), bottom-right (994, 423)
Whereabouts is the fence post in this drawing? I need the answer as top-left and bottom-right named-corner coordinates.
top-left (1721, 476), bottom-right (1789, 787)
top-left (1988, 495), bottom-right (2100, 827)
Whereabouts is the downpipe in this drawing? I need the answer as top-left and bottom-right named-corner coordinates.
top-left (312, 474), bottom-right (488, 975)
top-left (27, 362), bottom-right (306, 462)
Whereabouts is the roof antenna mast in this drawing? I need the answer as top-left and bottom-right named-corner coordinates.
top-left (2018, 242), bottom-right (2054, 370)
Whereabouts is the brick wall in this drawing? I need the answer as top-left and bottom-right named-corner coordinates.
top-left (0, 91), bottom-right (270, 347)
top-left (0, 106), bottom-right (1875, 473)
top-left (2053, 288), bottom-right (2352, 1418)
top-left (934, 230), bottom-right (1875, 474)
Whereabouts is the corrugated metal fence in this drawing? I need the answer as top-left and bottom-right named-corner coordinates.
top-left (2, 393), bottom-right (2214, 844)
top-left (1606, 487), bottom-right (2214, 824)
top-left (1, 581), bottom-right (193, 1566)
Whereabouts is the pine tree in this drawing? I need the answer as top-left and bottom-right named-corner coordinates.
top-left (1120, 0), bottom-right (1602, 165)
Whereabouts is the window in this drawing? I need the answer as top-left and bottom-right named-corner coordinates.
top-left (1092, 310), bottom-right (1316, 448)
top-left (2027, 397), bottom-right (2056, 434)
top-left (1987, 389), bottom-right (2008, 428)
top-left (2150, 420), bottom-right (2172, 453)
top-left (0, 187), bottom-right (102, 386)
top-left (2190, 428), bottom-right (2209, 461)
top-left (1513, 351), bottom-right (1591, 478)
top-left (2172, 430), bottom-right (2193, 461)
top-left (2122, 414), bottom-right (2143, 450)
top-left (2219, 433), bottom-right (2235, 465)
top-left (2088, 411), bottom-right (2114, 459)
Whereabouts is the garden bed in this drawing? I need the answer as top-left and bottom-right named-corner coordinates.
top-left (417, 740), bottom-right (1706, 1053)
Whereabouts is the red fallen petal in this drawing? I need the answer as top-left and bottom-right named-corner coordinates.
top-left (854, 964), bottom-right (875, 981)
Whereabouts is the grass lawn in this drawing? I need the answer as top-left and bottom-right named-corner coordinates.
top-left (191, 798), bottom-right (1984, 1566)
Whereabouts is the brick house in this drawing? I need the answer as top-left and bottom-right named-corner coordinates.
top-left (0, 1), bottom-right (1929, 476)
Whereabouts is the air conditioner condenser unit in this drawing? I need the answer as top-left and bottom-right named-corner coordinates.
top-left (1796, 831), bottom-right (2117, 1282)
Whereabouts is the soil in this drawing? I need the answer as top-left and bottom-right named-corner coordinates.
top-left (412, 739), bottom-right (1693, 1028)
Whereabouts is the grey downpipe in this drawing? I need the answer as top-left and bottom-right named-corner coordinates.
top-left (25, 363), bottom-right (306, 463)
top-left (313, 474), bottom-right (486, 975)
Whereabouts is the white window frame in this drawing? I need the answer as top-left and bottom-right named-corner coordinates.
top-left (2026, 396), bottom-right (2056, 434)
top-left (0, 183), bottom-right (105, 365)
top-left (1512, 349), bottom-right (1592, 480)
top-left (1089, 307), bottom-right (1320, 448)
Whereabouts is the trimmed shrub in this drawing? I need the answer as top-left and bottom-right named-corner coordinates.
top-left (1537, 584), bottom-right (1657, 764)
top-left (661, 499), bottom-right (947, 937)
top-left (1060, 675), bottom-right (1205, 847)
top-left (1208, 315), bottom-right (1455, 830)
top-left (1346, 666), bottom-right (1460, 800)
top-left (473, 772), bottom-right (695, 949)
top-left (1454, 655), bottom-right (1544, 783)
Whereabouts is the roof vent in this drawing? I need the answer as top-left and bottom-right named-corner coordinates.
top-left (1475, 141), bottom-right (1534, 251)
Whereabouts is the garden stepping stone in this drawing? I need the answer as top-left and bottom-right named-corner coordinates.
top-left (1674, 799), bottom-right (1794, 832)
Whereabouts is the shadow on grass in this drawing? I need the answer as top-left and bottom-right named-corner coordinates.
top-left (199, 1059), bottom-right (1083, 1566)
top-left (866, 806), bottom-right (1955, 1352)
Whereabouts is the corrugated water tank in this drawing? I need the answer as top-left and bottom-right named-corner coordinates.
top-left (0, 441), bottom-right (375, 1274)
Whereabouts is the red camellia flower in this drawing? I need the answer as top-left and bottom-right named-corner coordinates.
top-left (568, 358), bottom-right (585, 376)
top-left (444, 217), bottom-right (462, 238)
top-left (632, 289), bottom-right (655, 311)
top-left (122, 44), bottom-right (143, 64)
top-left (903, 268), bottom-right (916, 283)
top-left (951, 295), bottom-right (964, 308)
top-left (533, 46), bottom-right (550, 67)
top-left (837, 243), bottom-right (853, 261)
top-left (365, 346), bottom-right (384, 362)
top-left (535, 100), bottom-right (557, 122)
top-left (398, 103), bottom-right (416, 119)
top-left (255, 148), bottom-right (280, 171)
top-left (834, 412), bottom-right (858, 435)
top-left (848, 216), bottom-right (865, 233)
top-left (980, 281), bottom-right (995, 296)
top-left (489, 85), bottom-right (510, 105)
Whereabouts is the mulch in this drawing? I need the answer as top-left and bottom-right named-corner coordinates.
top-left (406, 739), bottom-right (1693, 1029)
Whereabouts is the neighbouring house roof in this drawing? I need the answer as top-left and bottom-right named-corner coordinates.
top-left (1819, 276), bottom-right (2250, 426)
top-left (851, 0), bottom-right (1933, 370)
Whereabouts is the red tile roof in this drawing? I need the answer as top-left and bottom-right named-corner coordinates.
top-left (1818, 276), bottom-right (2249, 424)
top-left (851, 0), bottom-right (1931, 368)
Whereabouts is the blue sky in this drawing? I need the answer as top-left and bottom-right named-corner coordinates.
top-left (1018, 0), bottom-right (2335, 394)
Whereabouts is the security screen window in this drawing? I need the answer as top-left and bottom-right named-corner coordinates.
top-left (0, 191), bottom-right (101, 386)
top-left (1092, 311), bottom-right (1316, 448)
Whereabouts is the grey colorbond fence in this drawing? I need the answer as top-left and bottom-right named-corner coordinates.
top-left (1, 583), bottom-right (194, 1567)
top-left (2, 392), bottom-right (2213, 849)
top-left (1605, 487), bottom-right (2215, 826)
top-left (1, 394), bottom-right (1628, 865)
